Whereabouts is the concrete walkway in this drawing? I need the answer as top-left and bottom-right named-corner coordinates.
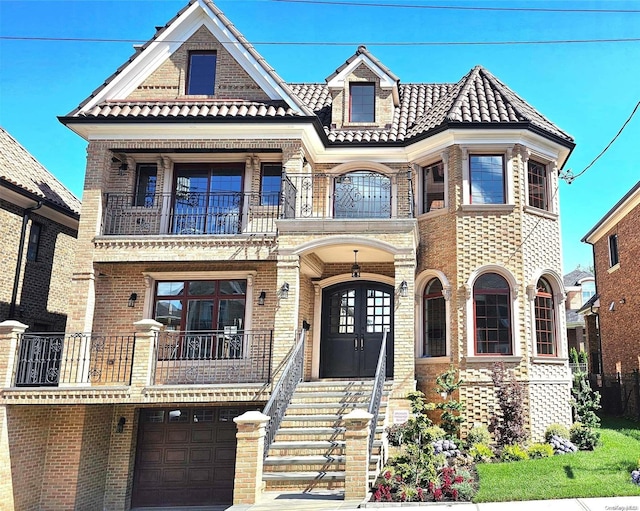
top-left (224, 491), bottom-right (640, 511)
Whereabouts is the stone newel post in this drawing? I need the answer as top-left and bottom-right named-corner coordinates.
top-left (0, 320), bottom-right (27, 388)
top-left (344, 409), bottom-right (373, 501)
top-left (131, 319), bottom-right (162, 390)
top-left (233, 410), bottom-right (269, 505)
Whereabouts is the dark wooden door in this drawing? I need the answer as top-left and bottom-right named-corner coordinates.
top-left (132, 407), bottom-right (245, 507)
top-left (320, 282), bottom-right (393, 378)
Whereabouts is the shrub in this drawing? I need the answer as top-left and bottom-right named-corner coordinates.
top-left (386, 423), bottom-right (408, 447)
top-left (489, 362), bottom-right (528, 447)
top-left (469, 442), bottom-right (494, 463)
top-left (544, 423), bottom-right (570, 442)
top-left (465, 425), bottom-right (492, 449)
top-left (426, 425), bottom-right (447, 441)
top-left (435, 367), bottom-right (464, 438)
top-left (500, 444), bottom-right (529, 462)
top-left (572, 372), bottom-right (601, 429)
top-left (570, 422), bottom-right (600, 450)
top-left (527, 442), bottom-right (554, 459)
top-left (569, 347), bottom-right (579, 364)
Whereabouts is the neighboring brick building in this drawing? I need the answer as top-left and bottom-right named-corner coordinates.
top-left (582, 181), bottom-right (640, 376)
top-left (563, 269), bottom-right (595, 354)
top-left (0, 1), bottom-right (576, 509)
top-left (0, 127), bottom-right (80, 331)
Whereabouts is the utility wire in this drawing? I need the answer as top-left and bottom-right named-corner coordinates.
top-left (272, 0), bottom-right (640, 13)
top-left (561, 100), bottom-right (640, 184)
top-left (2, 35), bottom-right (640, 46)
top-left (508, 100), bottom-right (640, 263)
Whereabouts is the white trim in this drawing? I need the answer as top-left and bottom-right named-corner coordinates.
top-left (415, 270), bottom-right (452, 359)
top-left (327, 53), bottom-right (397, 91)
top-left (464, 265), bottom-right (520, 358)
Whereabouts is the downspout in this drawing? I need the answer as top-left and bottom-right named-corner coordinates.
top-left (8, 201), bottom-right (42, 318)
top-left (589, 242), bottom-right (603, 377)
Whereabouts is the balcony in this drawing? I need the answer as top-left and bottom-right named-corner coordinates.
top-left (10, 329), bottom-right (273, 388)
top-left (102, 191), bottom-right (279, 236)
top-left (101, 171), bottom-right (414, 237)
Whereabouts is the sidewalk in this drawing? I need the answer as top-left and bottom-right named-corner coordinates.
top-left (227, 491), bottom-right (640, 511)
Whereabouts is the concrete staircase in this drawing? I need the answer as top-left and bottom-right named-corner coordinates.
top-left (262, 380), bottom-right (390, 491)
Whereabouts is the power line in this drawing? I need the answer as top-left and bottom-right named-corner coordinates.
top-left (2, 35), bottom-right (640, 47)
top-left (272, 0), bottom-right (640, 13)
top-left (561, 100), bottom-right (640, 184)
top-left (509, 100), bottom-right (640, 263)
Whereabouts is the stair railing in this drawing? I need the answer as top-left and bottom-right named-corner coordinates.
top-left (368, 328), bottom-right (388, 469)
top-left (262, 328), bottom-right (306, 458)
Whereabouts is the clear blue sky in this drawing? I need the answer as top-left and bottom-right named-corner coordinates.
top-left (1, 0), bottom-right (638, 272)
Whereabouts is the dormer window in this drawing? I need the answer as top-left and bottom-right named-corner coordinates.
top-left (350, 83), bottom-right (375, 122)
top-left (187, 51), bottom-right (217, 95)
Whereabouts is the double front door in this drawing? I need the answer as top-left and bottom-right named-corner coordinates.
top-left (320, 281), bottom-right (393, 378)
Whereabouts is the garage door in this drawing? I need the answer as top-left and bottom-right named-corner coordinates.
top-left (132, 407), bottom-right (246, 507)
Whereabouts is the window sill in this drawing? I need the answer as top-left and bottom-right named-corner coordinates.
top-left (523, 206), bottom-right (558, 220)
top-left (460, 204), bottom-right (515, 214)
top-left (416, 356), bottom-right (451, 364)
top-left (532, 356), bottom-right (567, 364)
top-left (343, 122), bottom-right (379, 128)
top-left (607, 263), bottom-right (620, 274)
top-left (417, 208), bottom-right (448, 220)
top-left (465, 355), bottom-right (522, 363)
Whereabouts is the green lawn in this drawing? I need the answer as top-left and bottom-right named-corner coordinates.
top-left (474, 418), bottom-right (640, 502)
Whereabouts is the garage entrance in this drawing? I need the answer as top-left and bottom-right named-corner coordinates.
top-left (132, 406), bottom-right (246, 507)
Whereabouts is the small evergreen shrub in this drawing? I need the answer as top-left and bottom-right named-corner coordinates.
top-left (465, 425), bottom-right (492, 448)
top-left (570, 422), bottom-right (600, 450)
top-left (469, 442), bottom-right (494, 463)
top-left (435, 367), bottom-right (464, 438)
top-left (544, 423), bottom-right (570, 442)
top-left (527, 442), bottom-right (554, 459)
top-left (549, 434), bottom-right (577, 455)
top-left (500, 444), bottom-right (529, 462)
top-left (426, 425), bottom-right (447, 441)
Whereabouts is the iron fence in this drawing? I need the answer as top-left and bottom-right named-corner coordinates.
top-left (152, 329), bottom-right (273, 385)
top-left (593, 371), bottom-right (640, 419)
top-left (102, 191), bottom-right (280, 236)
top-left (281, 171), bottom-right (414, 220)
top-left (14, 333), bottom-right (135, 386)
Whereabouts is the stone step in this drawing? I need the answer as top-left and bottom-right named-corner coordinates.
top-left (264, 454), bottom-right (380, 466)
top-left (286, 402), bottom-right (370, 410)
top-left (269, 440), bottom-right (382, 450)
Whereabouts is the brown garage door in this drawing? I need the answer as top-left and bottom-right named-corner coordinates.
top-left (132, 407), bottom-right (246, 507)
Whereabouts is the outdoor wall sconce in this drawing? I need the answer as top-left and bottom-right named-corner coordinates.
top-left (280, 282), bottom-right (290, 299)
top-left (116, 417), bottom-right (126, 433)
top-left (399, 280), bottom-right (409, 297)
top-left (351, 250), bottom-right (361, 278)
top-left (128, 293), bottom-right (138, 307)
top-left (118, 162), bottom-right (129, 176)
top-left (302, 320), bottom-right (311, 331)
top-left (258, 290), bottom-right (266, 306)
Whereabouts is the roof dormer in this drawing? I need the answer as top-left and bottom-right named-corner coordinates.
top-left (326, 46), bottom-right (400, 130)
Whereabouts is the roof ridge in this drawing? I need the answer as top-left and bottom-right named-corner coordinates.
top-left (446, 65), bottom-right (483, 121)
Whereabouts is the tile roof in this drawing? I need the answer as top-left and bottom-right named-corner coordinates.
top-left (0, 128), bottom-right (81, 216)
top-left (68, 65), bottom-right (573, 147)
top-left (563, 269), bottom-right (594, 287)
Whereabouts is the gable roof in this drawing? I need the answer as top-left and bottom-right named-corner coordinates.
top-left (60, 1), bottom-right (574, 150)
top-left (0, 128), bottom-right (81, 217)
top-left (582, 180), bottom-right (640, 244)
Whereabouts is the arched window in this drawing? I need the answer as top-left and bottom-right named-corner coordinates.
top-left (474, 273), bottom-right (511, 355)
top-left (423, 278), bottom-right (446, 356)
top-left (535, 277), bottom-right (556, 356)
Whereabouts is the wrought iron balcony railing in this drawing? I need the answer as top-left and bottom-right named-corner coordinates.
top-left (152, 329), bottom-right (273, 385)
top-left (281, 171), bottom-right (414, 220)
top-left (13, 333), bottom-right (135, 387)
top-left (102, 191), bottom-right (280, 236)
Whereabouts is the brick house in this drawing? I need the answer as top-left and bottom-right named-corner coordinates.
top-left (0, 127), bottom-right (79, 330)
top-left (563, 269), bottom-right (596, 362)
top-left (0, 1), bottom-right (576, 509)
top-left (582, 181), bottom-right (640, 376)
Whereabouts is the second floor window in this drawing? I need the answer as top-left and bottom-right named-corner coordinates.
top-left (581, 280), bottom-right (595, 305)
top-left (187, 51), bottom-right (217, 95)
top-left (470, 155), bottom-right (505, 204)
top-left (350, 83), bottom-right (375, 122)
top-left (260, 163), bottom-right (282, 206)
top-left (609, 233), bottom-right (619, 267)
top-left (26, 222), bottom-right (42, 262)
top-left (528, 160), bottom-right (549, 210)
top-left (134, 164), bottom-right (157, 206)
top-left (423, 161), bottom-right (445, 213)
